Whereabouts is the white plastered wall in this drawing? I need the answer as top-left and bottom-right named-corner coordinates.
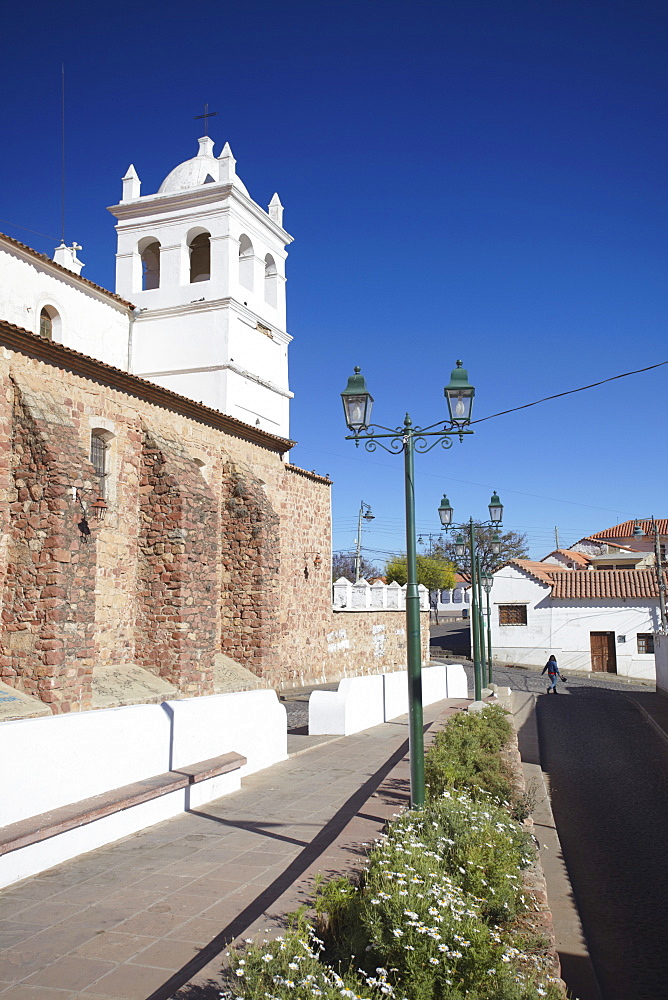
top-left (489, 565), bottom-right (659, 678)
top-left (114, 185), bottom-right (292, 436)
top-left (0, 242), bottom-right (130, 369)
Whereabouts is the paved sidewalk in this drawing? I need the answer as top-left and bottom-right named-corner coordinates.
top-left (0, 702), bottom-right (463, 1000)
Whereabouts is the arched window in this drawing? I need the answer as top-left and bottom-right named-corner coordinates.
top-left (90, 430), bottom-right (112, 498)
top-left (189, 231), bottom-right (211, 283)
top-left (39, 308), bottom-right (53, 340)
top-left (140, 239), bottom-right (161, 290)
top-left (264, 253), bottom-right (277, 307)
top-left (238, 234), bottom-right (254, 290)
top-left (39, 305), bottom-right (61, 342)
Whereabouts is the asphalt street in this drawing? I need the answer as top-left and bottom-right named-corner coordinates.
top-left (441, 654), bottom-right (667, 1000)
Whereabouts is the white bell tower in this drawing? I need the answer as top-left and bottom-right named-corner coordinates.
top-left (108, 137), bottom-right (293, 437)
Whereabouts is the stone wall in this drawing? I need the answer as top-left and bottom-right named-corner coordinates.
top-left (136, 428), bottom-right (218, 696)
top-left (0, 329), bottom-right (426, 711)
top-left (0, 376), bottom-right (97, 711)
top-left (220, 462), bottom-right (281, 680)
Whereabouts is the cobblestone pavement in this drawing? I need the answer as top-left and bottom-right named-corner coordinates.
top-left (459, 660), bottom-right (651, 695)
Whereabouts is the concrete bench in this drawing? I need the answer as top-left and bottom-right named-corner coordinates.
top-left (0, 690), bottom-right (287, 888)
top-left (0, 751), bottom-right (246, 858)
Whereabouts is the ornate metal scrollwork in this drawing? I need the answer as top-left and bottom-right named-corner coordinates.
top-left (347, 420), bottom-right (467, 452)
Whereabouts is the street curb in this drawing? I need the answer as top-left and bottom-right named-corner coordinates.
top-left (503, 712), bottom-right (567, 995)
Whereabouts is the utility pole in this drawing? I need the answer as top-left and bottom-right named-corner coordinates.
top-left (354, 502), bottom-right (374, 582)
top-left (555, 526), bottom-right (560, 550)
top-left (633, 518), bottom-right (667, 631)
top-left (651, 517), bottom-right (667, 631)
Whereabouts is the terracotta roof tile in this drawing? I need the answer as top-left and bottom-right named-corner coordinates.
top-left (550, 569), bottom-right (665, 600)
top-left (0, 231), bottom-right (135, 309)
top-left (589, 519), bottom-right (668, 539)
top-left (506, 560), bottom-right (563, 585)
top-left (543, 549), bottom-right (591, 566)
top-left (285, 464), bottom-right (332, 485)
top-left (0, 319), bottom-right (296, 454)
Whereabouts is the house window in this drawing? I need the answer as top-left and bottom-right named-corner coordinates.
top-left (499, 605), bottom-right (528, 626)
top-left (39, 308), bottom-right (53, 340)
top-left (637, 633), bottom-right (655, 655)
top-left (39, 305), bottom-right (61, 341)
top-left (90, 431), bottom-right (109, 498)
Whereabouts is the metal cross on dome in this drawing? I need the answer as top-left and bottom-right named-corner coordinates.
top-left (194, 103), bottom-right (219, 137)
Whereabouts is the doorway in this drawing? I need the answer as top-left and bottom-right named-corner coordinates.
top-left (589, 631), bottom-right (617, 673)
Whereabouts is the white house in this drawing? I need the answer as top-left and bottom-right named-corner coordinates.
top-left (435, 574), bottom-right (471, 619)
top-left (488, 559), bottom-right (664, 680)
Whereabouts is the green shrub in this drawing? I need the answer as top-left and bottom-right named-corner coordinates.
top-left (223, 915), bottom-right (386, 999)
top-left (425, 705), bottom-right (515, 803)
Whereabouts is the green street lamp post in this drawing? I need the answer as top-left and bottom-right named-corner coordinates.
top-left (441, 496), bottom-right (504, 699)
top-left (341, 361), bottom-right (475, 808)
top-left (481, 573), bottom-right (494, 685)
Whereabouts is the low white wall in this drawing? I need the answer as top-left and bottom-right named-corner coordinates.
top-left (333, 578), bottom-right (429, 611)
top-left (167, 690), bottom-right (287, 778)
top-left (0, 690), bottom-right (287, 888)
top-left (655, 634), bottom-right (668, 696)
top-left (309, 664), bottom-right (468, 736)
top-left (309, 675), bottom-right (385, 736)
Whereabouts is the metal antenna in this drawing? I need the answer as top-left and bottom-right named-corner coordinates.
top-left (61, 64), bottom-right (65, 244)
top-left (194, 103), bottom-right (218, 137)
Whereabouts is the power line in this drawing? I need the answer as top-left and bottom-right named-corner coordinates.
top-left (0, 218), bottom-right (59, 243)
top-left (471, 360), bottom-right (668, 426)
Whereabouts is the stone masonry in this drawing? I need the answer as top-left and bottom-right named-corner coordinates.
top-left (0, 325), bottom-right (427, 712)
top-left (0, 376), bottom-right (97, 711)
top-left (136, 428), bottom-right (218, 696)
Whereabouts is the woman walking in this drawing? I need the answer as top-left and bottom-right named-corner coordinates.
top-left (542, 654), bottom-right (563, 694)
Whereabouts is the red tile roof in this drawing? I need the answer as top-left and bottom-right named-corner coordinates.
top-left (544, 549), bottom-right (591, 566)
top-left (589, 519), bottom-right (668, 539)
top-left (507, 560), bottom-right (563, 585)
top-left (550, 569), bottom-right (665, 600)
top-left (0, 231), bottom-right (135, 309)
top-left (508, 559), bottom-right (664, 599)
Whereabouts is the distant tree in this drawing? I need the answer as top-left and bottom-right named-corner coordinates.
top-left (384, 554), bottom-right (456, 591)
top-left (332, 551), bottom-right (380, 582)
top-left (433, 524), bottom-right (529, 574)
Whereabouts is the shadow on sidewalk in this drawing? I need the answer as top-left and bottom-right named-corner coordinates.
top-left (147, 735), bottom-right (414, 1000)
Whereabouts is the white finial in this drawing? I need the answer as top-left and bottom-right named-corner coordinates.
top-left (54, 242), bottom-right (84, 276)
top-left (122, 165), bottom-right (141, 201)
top-left (218, 141), bottom-right (236, 183)
top-left (268, 192), bottom-right (284, 226)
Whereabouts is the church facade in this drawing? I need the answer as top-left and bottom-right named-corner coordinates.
top-left (0, 138), bottom-right (422, 714)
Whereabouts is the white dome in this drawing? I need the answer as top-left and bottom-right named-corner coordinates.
top-left (158, 137), bottom-right (249, 196)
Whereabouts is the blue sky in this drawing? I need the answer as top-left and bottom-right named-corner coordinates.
top-left (1, 0), bottom-right (666, 563)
